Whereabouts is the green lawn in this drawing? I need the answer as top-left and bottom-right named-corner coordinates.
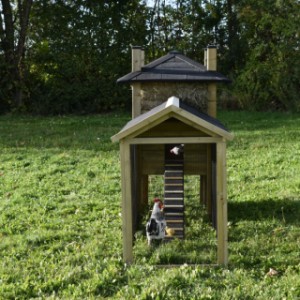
top-left (0, 111), bottom-right (299, 299)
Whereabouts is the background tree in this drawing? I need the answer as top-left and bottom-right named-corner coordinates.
top-left (27, 0), bottom-right (148, 114)
top-left (0, 0), bottom-right (299, 114)
top-left (233, 0), bottom-right (300, 111)
top-left (0, 0), bottom-right (33, 112)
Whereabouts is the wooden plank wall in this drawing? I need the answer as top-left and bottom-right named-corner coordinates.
top-left (140, 144), bottom-right (207, 175)
top-left (184, 144), bottom-right (207, 175)
top-left (139, 118), bottom-right (210, 138)
top-left (141, 144), bottom-right (165, 175)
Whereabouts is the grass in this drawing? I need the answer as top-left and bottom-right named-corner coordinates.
top-left (0, 111), bottom-right (300, 299)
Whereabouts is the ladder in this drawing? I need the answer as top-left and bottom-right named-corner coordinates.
top-left (164, 159), bottom-right (184, 240)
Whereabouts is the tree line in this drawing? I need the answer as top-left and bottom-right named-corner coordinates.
top-left (0, 0), bottom-right (299, 115)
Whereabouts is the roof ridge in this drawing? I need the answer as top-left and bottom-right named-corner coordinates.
top-left (166, 96), bottom-right (180, 107)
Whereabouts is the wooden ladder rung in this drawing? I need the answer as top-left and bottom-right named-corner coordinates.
top-left (165, 219), bottom-right (183, 223)
top-left (164, 212), bottom-right (184, 216)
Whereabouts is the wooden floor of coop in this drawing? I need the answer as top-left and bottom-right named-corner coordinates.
top-left (164, 159), bottom-right (184, 240)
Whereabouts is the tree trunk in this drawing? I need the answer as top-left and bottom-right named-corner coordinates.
top-left (226, 0), bottom-right (238, 72)
top-left (0, 0), bottom-right (33, 109)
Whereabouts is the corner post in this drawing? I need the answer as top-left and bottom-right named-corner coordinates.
top-left (131, 46), bottom-right (144, 118)
top-left (120, 139), bottom-right (133, 264)
top-left (216, 140), bottom-right (228, 266)
top-left (206, 45), bottom-right (217, 118)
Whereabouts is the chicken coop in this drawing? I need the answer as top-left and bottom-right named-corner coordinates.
top-left (111, 46), bottom-right (233, 266)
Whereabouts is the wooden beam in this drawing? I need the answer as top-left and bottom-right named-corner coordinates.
top-left (207, 45), bottom-right (217, 71)
top-left (206, 46), bottom-right (217, 118)
top-left (141, 175), bottom-right (149, 211)
top-left (120, 140), bottom-right (134, 264)
top-left (111, 106), bottom-right (234, 143)
top-left (132, 46), bottom-right (144, 72)
top-left (206, 144), bottom-right (212, 220)
top-left (132, 83), bottom-right (142, 118)
top-left (207, 83), bottom-right (217, 118)
top-left (129, 137), bottom-right (223, 145)
top-left (216, 141), bottom-right (228, 266)
top-left (131, 46), bottom-right (144, 118)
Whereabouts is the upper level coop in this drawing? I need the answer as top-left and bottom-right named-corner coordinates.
top-left (112, 46), bottom-right (233, 266)
top-left (117, 46), bottom-right (230, 118)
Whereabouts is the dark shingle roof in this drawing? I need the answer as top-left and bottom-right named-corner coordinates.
top-left (117, 50), bottom-right (230, 84)
top-left (179, 101), bottom-right (229, 132)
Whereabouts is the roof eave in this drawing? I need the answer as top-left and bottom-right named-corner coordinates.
top-left (111, 103), bottom-right (174, 142)
top-left (172, 105), bottom-right (234, 141)
top-left (117, 76), bottom-right (231, 84)
top-left (117, 71), bottom-right (231, 84)
top-left (111, 98), bottom-right (234, 143)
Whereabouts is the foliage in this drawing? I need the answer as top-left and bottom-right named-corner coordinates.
top-left (0, 111), bottom-right (300, 299)
top-left (0, 0), bottom-right (33, 111)
top-left (1, 0), bottom-right (299, 114)
top-left (234, 0), bottom-right (300, 111)
top-left (26, 0), bottom-right (146, 114)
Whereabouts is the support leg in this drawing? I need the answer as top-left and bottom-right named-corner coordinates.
top-left (216, 141), bottom-right (228, 266)
top-left (120, 141), bottom-right (133, 264)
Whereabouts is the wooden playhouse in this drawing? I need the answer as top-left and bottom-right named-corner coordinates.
top-left (111, 46), bottom-right (233, 265)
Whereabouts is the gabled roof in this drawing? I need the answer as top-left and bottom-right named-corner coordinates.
top-left (111, 96), bottom-right (233, 142)
top-left (117, 50), bottom-right (230, 84)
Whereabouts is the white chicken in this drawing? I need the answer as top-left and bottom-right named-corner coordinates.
top-left (146, 198), bottom-right (166, 246)
top-left (170, 144), bottom-right (184, 155)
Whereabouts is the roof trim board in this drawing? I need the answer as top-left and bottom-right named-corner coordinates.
top-left (111, 97), bottom-right (233, 143)
top-left (142, 51), bottom-right (206, 71)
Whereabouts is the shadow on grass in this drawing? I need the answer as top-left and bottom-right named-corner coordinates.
top-left (228, 198), bottom-right (300, 225)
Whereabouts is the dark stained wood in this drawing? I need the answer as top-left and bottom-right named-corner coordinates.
top-left (139, 118), bottom-right (210, 138)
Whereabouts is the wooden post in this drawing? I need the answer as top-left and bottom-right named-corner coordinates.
top-left (207, 83), bottom-right (217, 118)
top-left (137, 146), bottom-right (149, 216)
top-left (206, 144), bottom-right (212, 219)
top-left (132, 46), bottom-right (144, 72)
top-left (216, 141), bottom-right (228, 266)
top-left (120, 140), bottom-right (134, 264)
top-left (131, 46), bottom-right (144, 118)
top-left (207, 45), bottom-right (217, 118)
top-left (132, 83), bottom-right (142, 118)
top-left (141, 175), bottom-right (149, 211)
top-left (207, 45), bottom-right (217, 71)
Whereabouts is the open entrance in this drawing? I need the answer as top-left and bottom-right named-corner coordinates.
top-left (134, 174), bottom-right (217, 264)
